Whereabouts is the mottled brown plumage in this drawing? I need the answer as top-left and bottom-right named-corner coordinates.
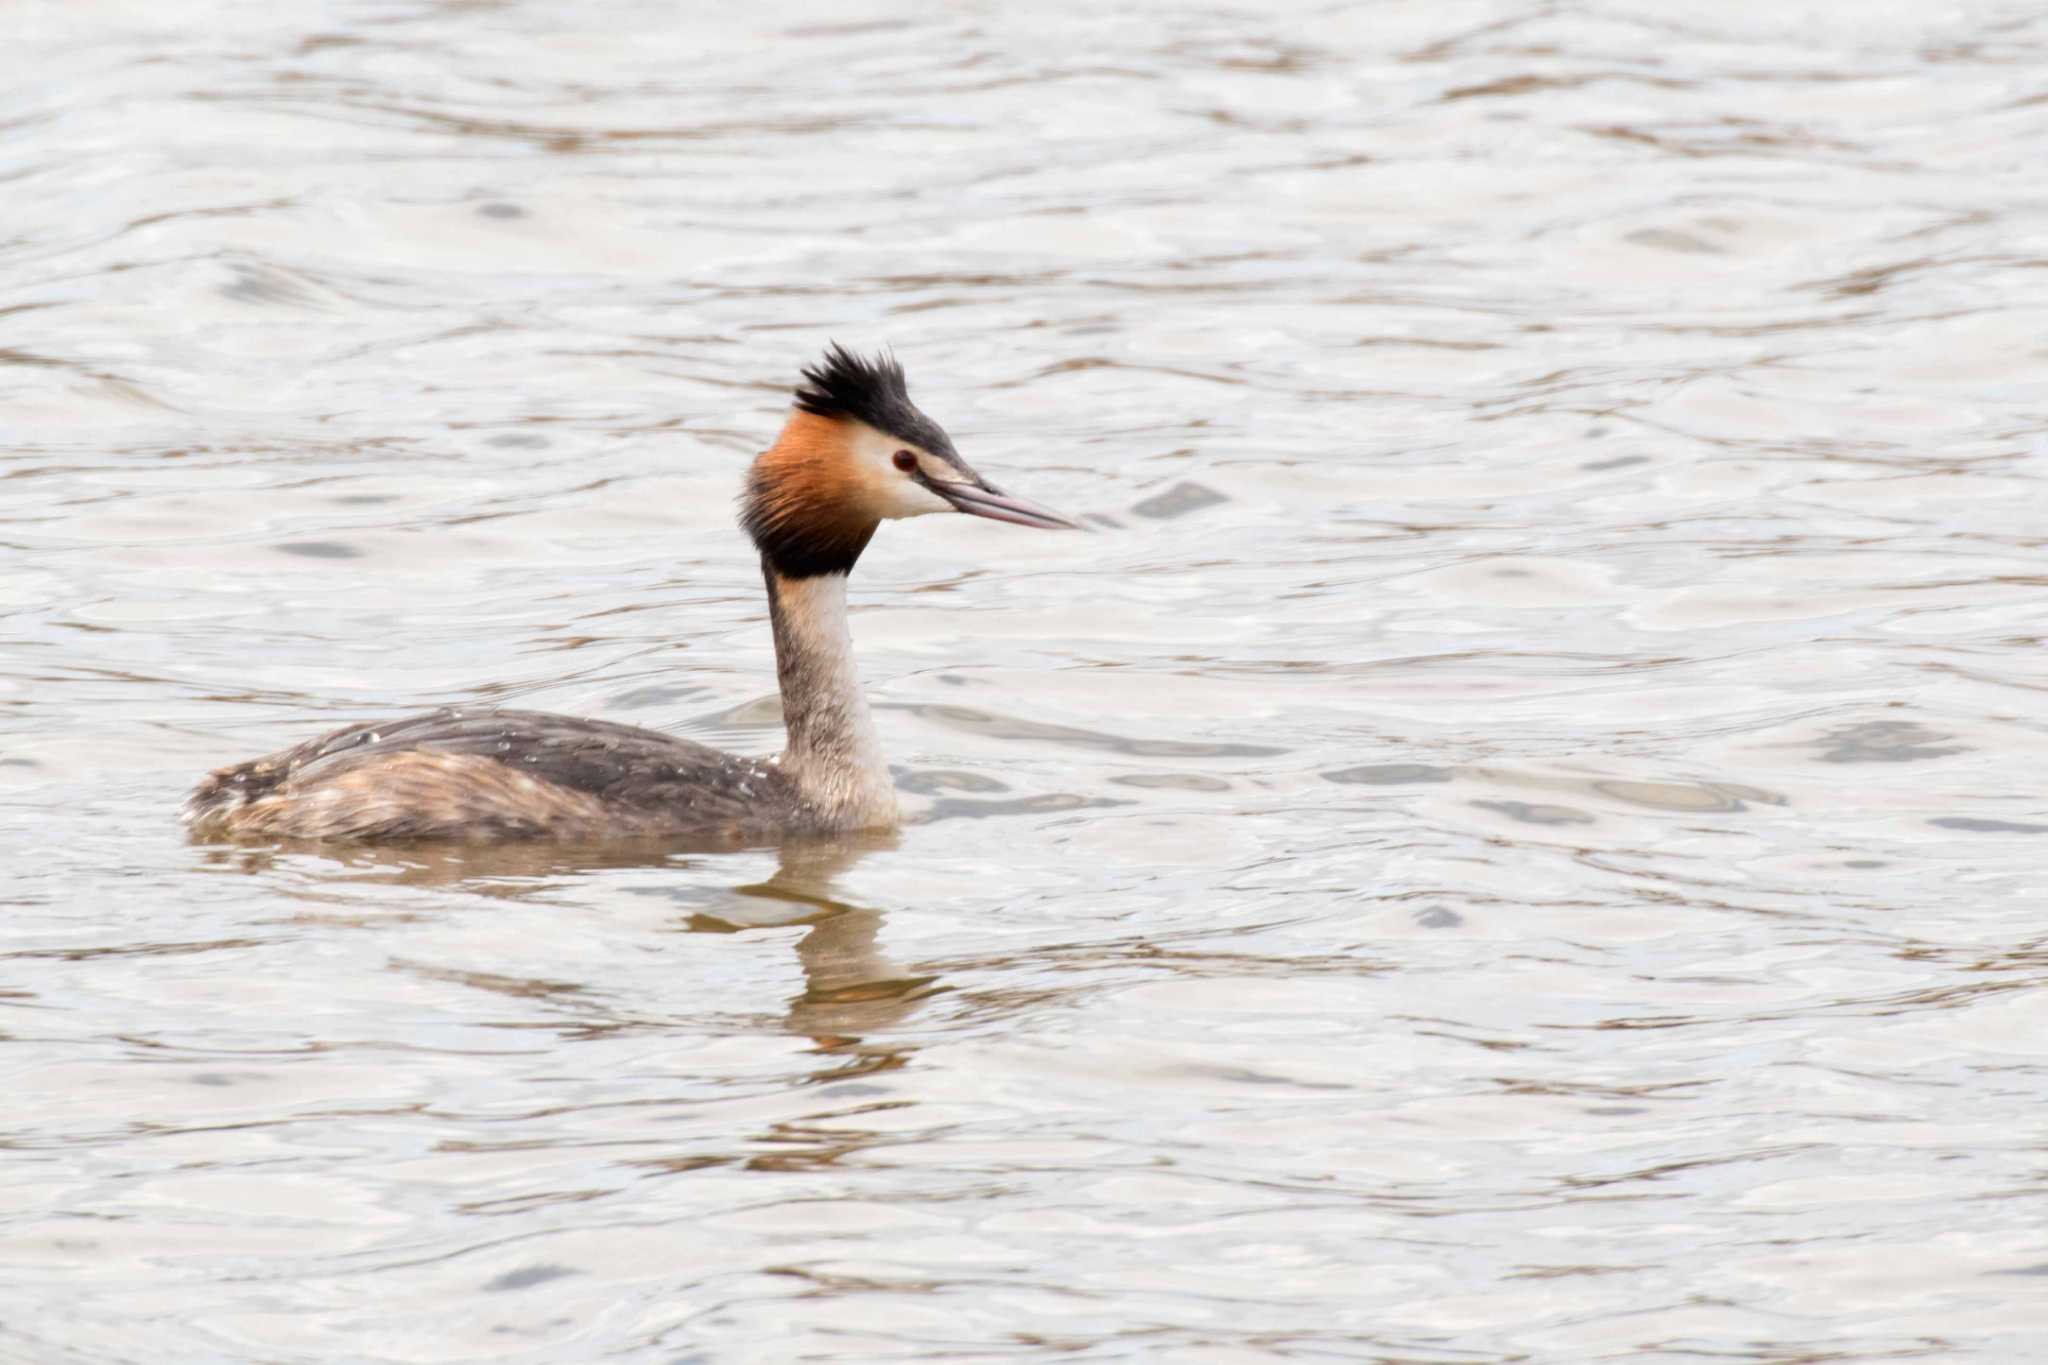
top-left (184, 709), bottom-right (809, 842)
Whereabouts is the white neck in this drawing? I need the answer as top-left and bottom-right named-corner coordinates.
top-left (764, 568), bottom-right (898, 829)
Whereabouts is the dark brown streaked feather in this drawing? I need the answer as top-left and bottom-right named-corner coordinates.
top-left (184, 707), bottom-right (812, 843)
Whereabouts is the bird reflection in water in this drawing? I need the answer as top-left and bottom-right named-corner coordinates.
top-left (683, 833), bottom-right (939, 1072)
top-left (200, 831), bottom-right (939, 1068)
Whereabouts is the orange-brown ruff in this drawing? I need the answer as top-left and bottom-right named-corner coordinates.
top-left (184, 345), bottom-right (1079, 844)
top-left (740, 409), bottom-right (880, 575)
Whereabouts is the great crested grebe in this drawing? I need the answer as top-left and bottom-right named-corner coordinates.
top-left (183, 346), bottom-right (1078, 843)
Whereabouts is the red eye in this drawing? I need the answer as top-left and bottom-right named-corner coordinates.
top-left (892, 450), bottom-right (917, 472)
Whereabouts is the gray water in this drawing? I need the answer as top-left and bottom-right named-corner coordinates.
top-left (7, 3), bottom-right (2048, 1361)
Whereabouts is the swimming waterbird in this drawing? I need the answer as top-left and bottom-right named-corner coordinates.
top-left (183, 346), bottom-right (1079, 842)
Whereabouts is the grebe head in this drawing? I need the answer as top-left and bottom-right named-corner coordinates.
top-left (741, 345), bottom-right (1078, 578)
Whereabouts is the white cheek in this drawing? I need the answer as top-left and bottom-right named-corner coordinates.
top-left (849, 423), bottom-right (954, 519)
top-left (876, 479), bottom-right (952, 519)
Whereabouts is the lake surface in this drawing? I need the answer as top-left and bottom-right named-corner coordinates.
top-left (7, 2), bottom-right (2048, 1360)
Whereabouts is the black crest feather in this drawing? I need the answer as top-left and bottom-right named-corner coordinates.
top-left (794, 343), bottom-right (954, 457)
top-left (740, 346), bottom-right (964, 579)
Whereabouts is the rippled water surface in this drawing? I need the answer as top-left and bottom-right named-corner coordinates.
top-left (8, 3), bottom-right (2048, 1360)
